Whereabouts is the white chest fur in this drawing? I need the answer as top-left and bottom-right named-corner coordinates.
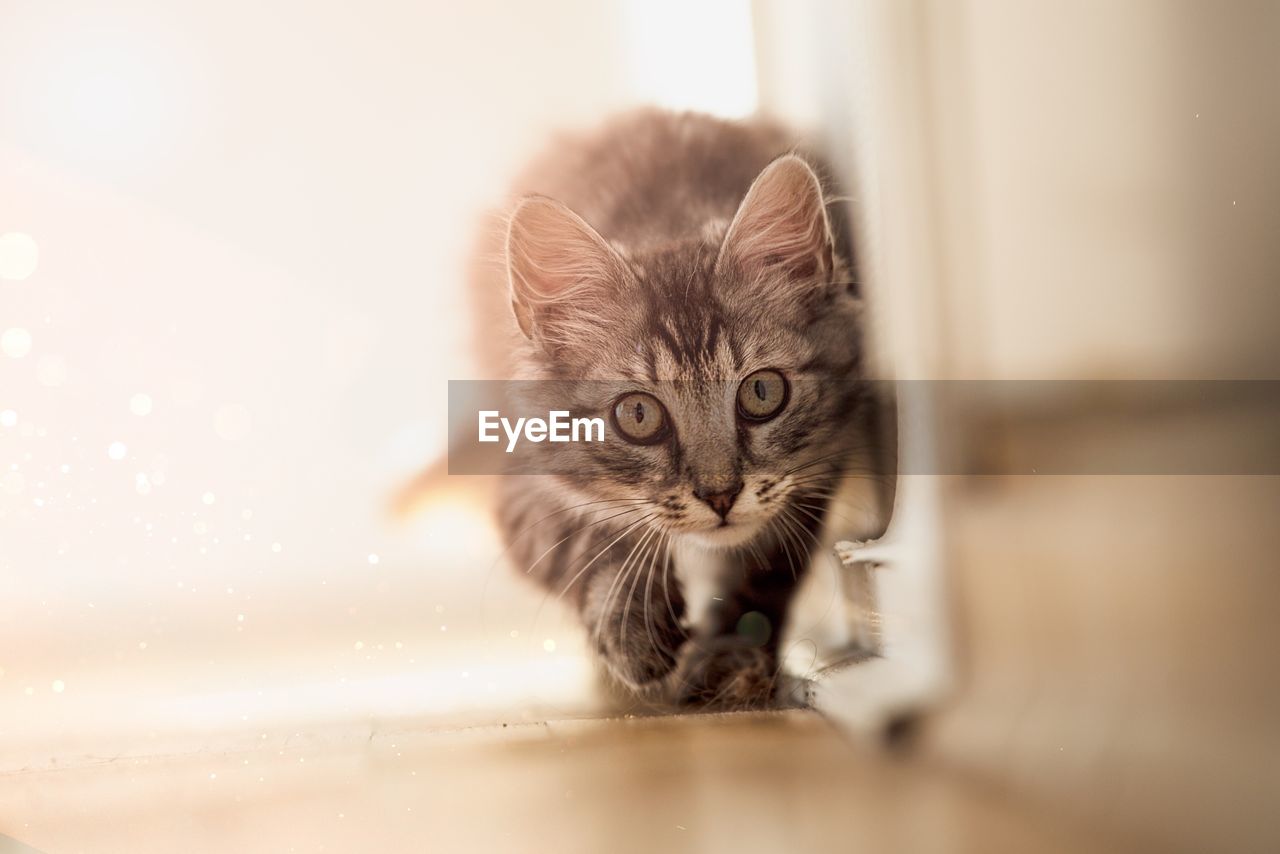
top-left (671, 539), bottom-right (737, 635)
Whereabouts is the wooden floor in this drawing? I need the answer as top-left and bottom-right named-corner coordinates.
top-left (0, 710), bottom-right (1131, 854)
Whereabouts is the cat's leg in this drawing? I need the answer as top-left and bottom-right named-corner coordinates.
top-left (578, 532), bottom-right (691, 702)
top-left (668, 561), bottom-right (808, 709)
top-left (670, 510), bottom-right (825, 709)
top-left (578, 527), bottom-right (804, 710)
top-left (498, 483), bottom-right (692, 702)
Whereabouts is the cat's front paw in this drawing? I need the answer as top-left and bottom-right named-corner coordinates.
top-left (669, 637), bottom-right (779, 710)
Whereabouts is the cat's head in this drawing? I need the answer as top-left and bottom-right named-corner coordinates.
top-left (505, 155), bottom-right (864, 548)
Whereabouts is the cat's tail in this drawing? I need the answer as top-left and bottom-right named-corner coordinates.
top-left (389, 447), bottom-right (496, 519)
top-left (389, 456), bottom-right (447, 518)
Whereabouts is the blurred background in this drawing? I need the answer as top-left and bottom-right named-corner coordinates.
top-left (2, 1), bottom-right (1279, 852)
top-left (0, 0), bottom-right (778, 757)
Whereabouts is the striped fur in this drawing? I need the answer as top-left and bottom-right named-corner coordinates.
top-left (487, 110), bottom-right (881, 709)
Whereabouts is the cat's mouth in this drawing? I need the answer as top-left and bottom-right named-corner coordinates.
top-left (683, 516), bottom-right (766, 548)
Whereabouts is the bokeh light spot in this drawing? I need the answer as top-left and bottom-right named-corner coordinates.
top-left (0, 233), bottom-right (39, 281)
top-left (735, 610), bottom-right (773, 647)
top-left (1, 328), bottom-right (32, 359)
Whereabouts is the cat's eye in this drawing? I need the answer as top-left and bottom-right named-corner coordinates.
top-left (737, 369), bottom-right (789, 422)
top-left (611, 392), bottom-right (669, 444)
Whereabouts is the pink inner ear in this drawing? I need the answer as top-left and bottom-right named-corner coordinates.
top-left (505, 196), bottom-right (627, 349)
top-left (719, 156), bottom-right (832, 280)
top-left (507, 197), bottom-right (621, 305)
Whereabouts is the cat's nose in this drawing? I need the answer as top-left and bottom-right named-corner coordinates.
top-left (694, 482), bottom-right (742, 521)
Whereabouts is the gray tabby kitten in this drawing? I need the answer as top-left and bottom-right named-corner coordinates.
top-left (491, 110), bottom-right (879, 709)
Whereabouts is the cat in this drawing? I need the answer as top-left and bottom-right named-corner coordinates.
top-left (482, 109), bottom-right (888, 709)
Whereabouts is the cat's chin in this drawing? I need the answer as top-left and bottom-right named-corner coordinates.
top-left (683, 520), bottom-right (766, 550)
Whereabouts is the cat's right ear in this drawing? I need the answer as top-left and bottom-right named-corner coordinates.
top-left (505, 195), bottom-right (627, 352)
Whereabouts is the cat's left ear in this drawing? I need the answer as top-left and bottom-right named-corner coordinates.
top-left (716, 154), bottom-right (835, 303)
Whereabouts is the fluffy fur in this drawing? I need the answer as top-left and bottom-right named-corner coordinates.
top-left (482, 110), bottom-right (885, 709)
